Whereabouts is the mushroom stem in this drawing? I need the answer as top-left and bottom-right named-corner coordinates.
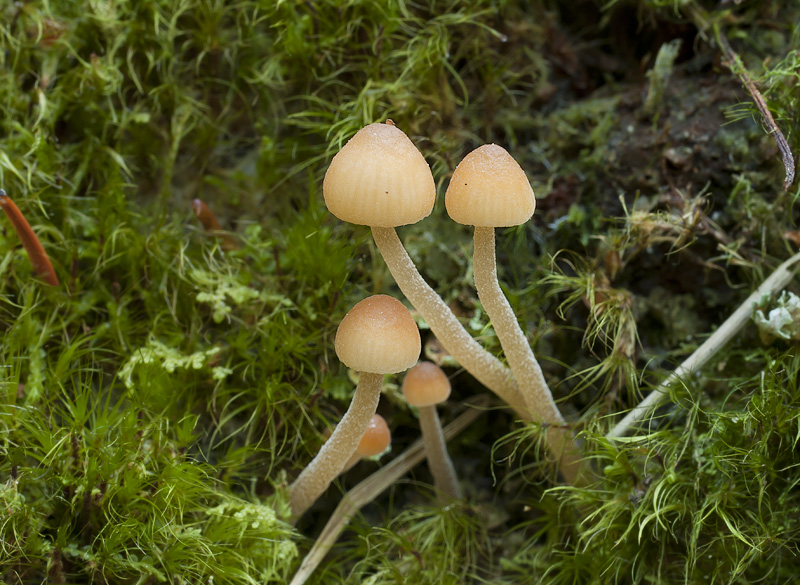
top-left (371, 226), bottom-right (526, 415)
top-left (0, 189), bottom-right (59, 287)
top-left (341, 452), bottom-right (362, 475)
top-left (418, 405), bottom-right (461, 500)
top-left (472, 226), bottom-right (583, 484)
top-left (290, 372), bottom-right (383, 519)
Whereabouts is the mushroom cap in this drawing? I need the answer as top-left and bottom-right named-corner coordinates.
top-left (445, 144), bottom-right (535, 227)
top-left (402, 361), bottom-right (451, 407)
top-left (356, 414), bottom-right (391, 456)
top-left (323, 122), bottom-right (436, 227)
top-left (335, 295), bottom-right (421, 374)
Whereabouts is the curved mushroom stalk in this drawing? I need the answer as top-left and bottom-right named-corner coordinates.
top-left (289, 373), bottom-right (383, 518)
top-left (371, 226), bottom-right (526, 416)
top-left (446, 144), bottom-right (585, 484)
top-left (473, 226), bottom-right (582, 482)
top-left (289, 295), bottom-right (420, 519)
top-left (417, 405), bottom-right (461, 500)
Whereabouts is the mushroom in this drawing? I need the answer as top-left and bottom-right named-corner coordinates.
top-left (402, 361), bottom-right (461, 500)
top-left (341, 413), bottom-right (391, 474)
top-left (0, 189), bottom-right (59, 287)
top-left (289, 294), bottom-right (420, 518)
top-left (445, 144), bottom-right (583, 483)
top-left (323, 122), bottom-right (527, 416)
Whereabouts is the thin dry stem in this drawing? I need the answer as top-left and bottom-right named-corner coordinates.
top-left (715, 25), bottom-right (795, 190)
top-left (0, 189), bottom-right (59, 287)
top-left (418, 405), bottom-right (461, 500)
top-left (607, 251), bottom-right (800, 439)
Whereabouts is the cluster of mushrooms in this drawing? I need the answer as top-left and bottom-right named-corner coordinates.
top-left (288, 121), bottom-right (584, 520)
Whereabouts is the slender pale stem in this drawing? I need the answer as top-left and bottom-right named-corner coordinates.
top-left (289, 372), bottom-right (383, 519)
top-left (472, 226), bottom-right (583, 484)
top-left (371, 226), bottom-right (526, 415)
top-left (418, 405), bottom-right (461, 500)
top-left (341, 452), bottom-right (362, 475)
top-left (472, 227), bottom-right (559, 420)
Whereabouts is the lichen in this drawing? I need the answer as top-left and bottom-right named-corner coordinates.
top-left (119, 338), bottom-right (224, 390)
top-left (754, 290), bottom-right (800, 342)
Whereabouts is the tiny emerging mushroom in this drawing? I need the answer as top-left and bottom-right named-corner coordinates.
top-left (289, 295), bottom-right (420, 519)
top-left (402, 361), bottom-right (461, 500)
top-left (0, 189), bottom-right (59, 287)
top-left (340, 413), bottom-right (392, 474)
top-left (445, 144), bottom-right (583, 484)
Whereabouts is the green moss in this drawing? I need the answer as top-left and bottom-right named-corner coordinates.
top-left (2, 383), bottom-right (298, 583)
top-left (344, 500), bottom-right (492, 585)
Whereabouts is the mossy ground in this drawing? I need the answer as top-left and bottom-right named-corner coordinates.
top-left (1, 1), bottom-right (799, 583)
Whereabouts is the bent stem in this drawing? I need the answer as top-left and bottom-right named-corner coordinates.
top-left (289, 372), bottom-right (383, 519)
top-left (371, 226), bottom-right (526, 415)
top-left (418, 405), bottom-right (461, 500)
top-left (0, 189), bottom-right (59, 287)
top-left (341, 451), bottom-right (362, 475)
top-left (472, 226), bottom-right (583, 484)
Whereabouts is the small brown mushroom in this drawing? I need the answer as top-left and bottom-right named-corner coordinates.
top-left (191, 198), bottom-right (238, 251)
top-left (341, 413), bottom-right (392, 473)
top-left (289, 295), bottom-right (420, 519)
top-left (445, 145), bottom-right (583, 484)
top-left (402, 361), bottom-right (461, 500)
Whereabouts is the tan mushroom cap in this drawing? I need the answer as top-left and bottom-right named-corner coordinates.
top-left (335, 295), bottom-right (421, 374)
top-left (323, 122), bottom-right (436, 227)
top-left (402, 361), bottom-right (451, 408)
top-left (445, 144), bottom-right (535, 227)
top-left (356, 414), bottom-right (391, 456)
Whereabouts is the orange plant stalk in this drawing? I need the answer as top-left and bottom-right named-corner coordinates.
top-left (191, 199), bottom-right (238, 251)
top-left (0, 189), bottom-right (59, 287)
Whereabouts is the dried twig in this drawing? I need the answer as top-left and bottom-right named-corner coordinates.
top-left (607, 250), bottom-right (800, 439)
top-left (0, 189), bottom-right (59, 287)
top-left (288, 395), bottom-right (490, 585)
top-left (715, 26), bottom-right (795, 190)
